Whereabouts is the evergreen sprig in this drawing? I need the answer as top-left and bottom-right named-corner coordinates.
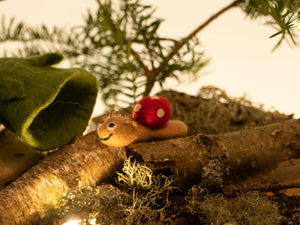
top-left (84, 0), bottom-right (208, 106)
top-left (0, 15), bottom-right (84, 57)
top-left (242, 0), bottom-right (300, 50)
top-left (0, 0), bottom-right (208, 107)
top-left (0, 0), bottom-right (299, 107)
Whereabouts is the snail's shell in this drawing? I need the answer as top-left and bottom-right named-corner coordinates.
top-left (132, 96), bottom-right (171, 129)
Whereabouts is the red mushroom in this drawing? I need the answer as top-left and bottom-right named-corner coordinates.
top-left (132, 96), bottom-right (171, 129)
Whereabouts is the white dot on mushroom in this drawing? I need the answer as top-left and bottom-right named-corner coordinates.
top-left (134, 103), bottom-right (142, 112)
top-left (157, 108), bottom-right (165, 118)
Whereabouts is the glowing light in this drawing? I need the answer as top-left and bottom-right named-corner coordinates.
top-left (62, 219), bottom-right (80, 225)
top-left (89, 218), bottom-right (97, 225)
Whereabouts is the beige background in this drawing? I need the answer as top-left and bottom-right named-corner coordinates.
top-left (1, 0), bottom-right (299, 117)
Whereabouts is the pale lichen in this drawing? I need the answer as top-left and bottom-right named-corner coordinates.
top-left (40, 185), bottom-right (130, 225)
top-left (158, 86), bottom-right (290, 135)
top-left (185, 190), bottom-right (281, 225)
top-left (116, 156), bottom-right (174, 193)
top-left (40, 157), bottom-right (175, 225)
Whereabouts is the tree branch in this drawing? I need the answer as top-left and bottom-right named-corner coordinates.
top-left (124, 1), bottom-right (156, 71)
top-left (0, 119), bottom-right (299, 224)
top-left (142, 0), bottom-right (241, 97)
top-left (159, 0), bottom-right (240, 71)
top-left (96, 0), bottom-right (241, 98)
top-left (127, 119), bottom-right (300, 187)
top-left (0, 133), bottom-right (126, 224)
top-left (95, 0), bottom-right (151, 77)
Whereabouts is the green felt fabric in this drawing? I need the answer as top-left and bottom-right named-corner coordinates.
top-left (0, 53), bottom-right (98, 150)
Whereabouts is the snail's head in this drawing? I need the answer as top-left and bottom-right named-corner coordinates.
top-left (97, 116), bottom-right (139, 147)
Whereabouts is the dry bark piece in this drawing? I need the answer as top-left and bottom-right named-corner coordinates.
top-left (0, 132), bottom-right (126, 225)
top-left (0, 129), bottom-right (42, 189)
top-left (128, 119), bottom-right (300, 187)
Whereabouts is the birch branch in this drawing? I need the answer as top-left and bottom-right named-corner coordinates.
top-left (0, 119), bottom-right (299, 224)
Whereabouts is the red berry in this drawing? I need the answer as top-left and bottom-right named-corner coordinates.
top-left (132, 96), bottom-right (171, 129)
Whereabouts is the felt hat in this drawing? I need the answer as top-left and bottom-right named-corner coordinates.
top-left (0, 53), bottom-right (98, 150)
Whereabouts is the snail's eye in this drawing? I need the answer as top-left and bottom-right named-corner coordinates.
top-left (107, 122), bottom-right (116, 131)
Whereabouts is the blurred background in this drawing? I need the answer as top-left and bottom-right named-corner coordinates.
top-left (1, 0), bottom-right (299, 117)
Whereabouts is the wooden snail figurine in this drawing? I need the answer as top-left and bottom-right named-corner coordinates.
top-left (97, 96), bottom-right (188, 147)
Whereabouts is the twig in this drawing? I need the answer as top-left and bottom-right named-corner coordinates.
top-left (95, 0), bottom-right (102, 8)
top-left (158, 37), bottom-right (180, 44)
top-left (95, 0), bottom-right (151, 77)
top-left (227, 182), bottom-right (300, 193)
top-left (159, 0), bottom-right (240, 71)
top-left (95, 0), bottom-right (241, 97)
top-left (143, 0), bottom-right (241, 97)
top-left (124, 1), bottom-right (156, 70)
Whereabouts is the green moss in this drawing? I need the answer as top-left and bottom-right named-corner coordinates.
top-left (158, 86), bottom-right (290, 135)
top-left (233, 192), bottom-right (281, 225)
top-left (185, 190), bottom-right (281, 225)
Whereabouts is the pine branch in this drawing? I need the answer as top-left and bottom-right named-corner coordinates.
top-left (242, 0), bottom-right (300, 50)
top-left (124, 1), bottom-right (156, 72)
top-left (143, 0), bottom-right (240, 97)
top-left (95, 0), bottom-right (151, 78)
top-left (2, 0), bottom-right (298, 106)
top-left (159, 0), bottom-right (240, 72)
